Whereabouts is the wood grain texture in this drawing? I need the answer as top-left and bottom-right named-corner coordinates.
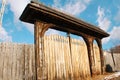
top-left (43, 35), bottom-right (92, 80)
top-left (0, 35), bottom-right (102, 80)
top-left (0, 43), bottom-right (35, 80)
top-left (93, 44), bottom-right (101, 75)
top-left (104, 51), bottom-right (120, 71)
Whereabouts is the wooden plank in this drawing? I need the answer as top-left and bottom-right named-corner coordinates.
top-left (2, 43), bottom-right (7, 80)
top-left (11, 43), bottom-right (15, 79)
top-left (19, 44), bottom-right (24, 80)
top-left (71, 39), bottom-right (80, 79)
top-left (8, 43), bottom-right (12, 80)
top-left (62, 36), bottom-right (66, 79)
top-left (60, 36), bottom-right (66, 79)
top-left (0, 43), bottom-right (3, 80)
top-left (53, 35), bottom-right (59, 80)
top-left (93, 44), bottom-right (101, 74)
top-left (29, 45), bottom-right (34, 80)
top-left (51, 35), bottom-right (56, 80)
top-left (25, 44), bottom-right (29, 80)
top-left (44, 36), bottom-right (48, 79)
top-left (32, 44), bottom-right (36, 80)
top-left (64, 37), bottom-right (73, 80)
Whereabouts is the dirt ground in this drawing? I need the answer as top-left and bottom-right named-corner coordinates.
top-left (92, 72), bottom-right (120, 80)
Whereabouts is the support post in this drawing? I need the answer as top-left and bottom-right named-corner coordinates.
top-left (96, 39), bottom-right (104, 74)
top-left (84, 37), bottom-right (95, 76)
top-left (34, 21), bottom-right (51, 80)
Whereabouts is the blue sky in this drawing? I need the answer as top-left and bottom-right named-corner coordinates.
top-left (0, 0), bottom-right (120, 50)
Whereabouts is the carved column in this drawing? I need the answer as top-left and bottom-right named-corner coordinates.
top-left (34, 21), bottom-right (51, 80)
top-left (84, 36), bottom-right (95, 76)
top-left (96, 38), bottom-right (104, 74)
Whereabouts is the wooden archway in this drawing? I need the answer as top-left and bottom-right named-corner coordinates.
top-left (20, 1), bottom-right (109, 80)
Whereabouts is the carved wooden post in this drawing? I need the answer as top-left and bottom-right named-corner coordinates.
top-left (34, 21), bottom-right (50, 80)
top-left (96, 39), bottom-right (104, 74)
top-left (84, 36), bottom-right (95, 76)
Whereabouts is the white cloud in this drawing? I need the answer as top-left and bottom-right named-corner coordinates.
top-left (0, 0), bottom-right (12, 42)
top-left (97, 6), bottom-right (111, 32)
top-left (53, 0), bottom-right (91, 16)
top-left (7, 0), bottom-right (29, 20)
top-left (102, 26), bottom-right (120, 44)
top-left (110, 26), bottom-right (120, 40)
top-left (7, 0), bottom-right (34, 34)
top-left (96, 6), bottom-right (120, 44)
top-left (0, 24), bottom-right (12, 42)
top-left (23, 23), bottom-right (34, 34)
top-left (102, 37), bottom-right (110, 44)
top-left (97, 6), bottom-right (111, 44)
top-left (45, 29), bottom-right (60, 35)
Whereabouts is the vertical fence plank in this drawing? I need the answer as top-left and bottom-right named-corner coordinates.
top-left (29, 45), bottom-right (33, 80)
top-left (51, 35), bottom-right (56, 80)
top-left (44, 36), bottom-right (48, 80)
top-left (0, 43), bottom-right (3, 80)
top-left (93, 44), bottom-right (101, 74)
top-left (54, 35), bottom-right (58, 79)
top-left (32, 44), bottom-right (36, 80)
top-left (12, 43), bottom-right (16, 80)
top-left (64, 37), bottom-right (73, 80)
top-left (2, 43), bottom-right (7, 80)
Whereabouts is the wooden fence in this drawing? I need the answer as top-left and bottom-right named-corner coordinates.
top-left (0, 35), bottom-right (101, 80)
top-left (104, 51), bottom-right (120, 72)
top-left (93, 44), bottom-right (101, 74)
top-left (44, 35), bottom-right (91, 80)
top-left (0, 43), bottom-right (35, 80)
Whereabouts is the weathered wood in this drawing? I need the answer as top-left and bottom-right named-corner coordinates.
top-left (0, 35), bottom-right (103, 80)
top-left (93, 44), bottom-right (101, 74)
top-left (42, 35), bottom-right (92, 80)
top-left (20, 2), bottom-right (109, 79)
top-left (96, 39), bottom-right (104, 74)
top-left (104, 51), bottom-right (120, 71)
top-left (83, 37), bottom-right (102, 76)
top-left (0, 43), bottom-right (35, 80)
top-left (34, 21), bottom-right (51, 80)
top-left (20, 2), bottom-right (109, 39)
top-left (84, 37), bottom-right (95, 75)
